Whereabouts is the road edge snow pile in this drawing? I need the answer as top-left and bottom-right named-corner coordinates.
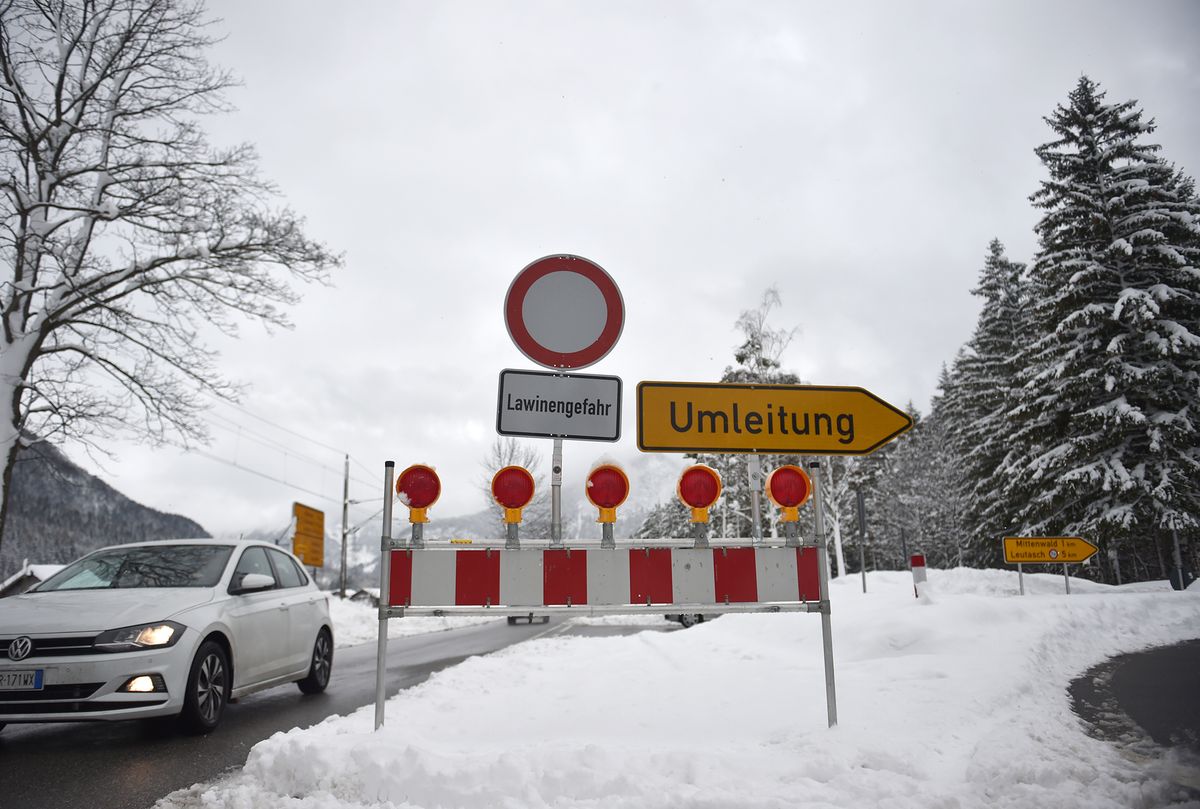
top-left (326, 594), bottom-right (499, 648)
top-left (163, 568), bottom-right (1200, 809)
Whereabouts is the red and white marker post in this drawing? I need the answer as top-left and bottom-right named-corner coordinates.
top-left (586, 463), bottom-right (629, 549)
top-left (910, 553), bottom-right (927, 598)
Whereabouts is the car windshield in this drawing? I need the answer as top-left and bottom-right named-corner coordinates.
top-left (35, 545), bottom-right (235, 590)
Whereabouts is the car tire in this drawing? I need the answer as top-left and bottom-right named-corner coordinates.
top-left (678, 614), bottom-right (698, 628)
top-left (180, 640), bottom-right (229, 734)
top-left (506, 616), bottom-right (518, 625)
top-left (297, 628), bottom-right (333, 695)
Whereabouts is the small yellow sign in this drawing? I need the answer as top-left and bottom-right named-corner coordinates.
top-left (637, 381), bottom-right (913, 455)
top-left (1002, 537), bottom-right (1098, 564)
top-left (292, 502), bottom-right (325, 568)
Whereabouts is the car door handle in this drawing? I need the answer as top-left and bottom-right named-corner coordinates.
top-left (278, 602), bottom-right (289, 610)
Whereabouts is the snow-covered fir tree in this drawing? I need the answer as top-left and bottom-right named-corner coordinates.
top-left (919, 380), bottom-right (971, 568)
top-left (836, 406), bottom-right (912, 570)
top-left (852, 404), bottom-right (936, 570)
top-left (1002, 76), bottom-right (1200, 582)
top-left (954, 240), bottom-right (1029, 566)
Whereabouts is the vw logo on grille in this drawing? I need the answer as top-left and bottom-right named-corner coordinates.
top-left (7, 636), bottom-right (33, 661)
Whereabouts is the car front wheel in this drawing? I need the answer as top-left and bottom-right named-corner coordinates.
top-left (180, 640), bottom-right (229, 734)
top-left (678, 614), bottom-right (698, 628)
top-left (297, 628), bottom-right (333, 694)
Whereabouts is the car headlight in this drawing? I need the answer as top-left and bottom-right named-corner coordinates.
top-left (94, 621), bottom-right (185, 652)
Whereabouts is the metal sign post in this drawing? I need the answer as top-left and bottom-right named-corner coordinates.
top-left (1018, 563), bottom-right (1024, 595)
top-left (374, 461), bottom-right (396, 730)
top-left (809, 459), bottom-right (838, 728)
top-left (747, 455), bottom-right (763, 543)
top-left (550, 438), bottom-right (563, 545)
top-left (855, 489), bottom-right (868, 594)
top-left (1063, 564), bottom-right (1070, 595)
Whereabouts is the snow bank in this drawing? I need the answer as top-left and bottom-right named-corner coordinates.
top-left (163, 569), bottom-right (1200, 809)
top-left (327, 594), bottom-right (498, 648)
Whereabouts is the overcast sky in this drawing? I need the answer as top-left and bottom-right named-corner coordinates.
top-left (71, 0), bottom-right (1200, 540)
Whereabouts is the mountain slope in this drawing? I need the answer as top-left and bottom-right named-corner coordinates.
top-left (0, 442), bottom-right (209, 580)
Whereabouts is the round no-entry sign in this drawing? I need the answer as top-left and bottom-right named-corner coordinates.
top-left (504, 254), bottom-right (624, 370)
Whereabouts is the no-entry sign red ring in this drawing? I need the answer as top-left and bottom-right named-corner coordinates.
top-left (504, 254), bottom-right (624, 370)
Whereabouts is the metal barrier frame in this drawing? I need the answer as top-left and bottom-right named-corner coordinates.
top-left (373, 461), bottom-right (838, 730)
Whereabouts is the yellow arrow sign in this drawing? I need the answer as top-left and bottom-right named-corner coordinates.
top-left (637, 381), bottom-right (913, 455)
top-left (1003, 537), bottom-right (1098, 564)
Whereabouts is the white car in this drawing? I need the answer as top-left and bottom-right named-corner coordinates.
top-left (0, 539), bottom-right (333, 734)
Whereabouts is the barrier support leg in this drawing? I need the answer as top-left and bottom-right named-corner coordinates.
top-left (374, 462), bottom-right (396, 731)
top-left (809, 460), bottom-right (838, 728)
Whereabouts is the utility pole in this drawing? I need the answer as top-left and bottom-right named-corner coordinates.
top-left (340, 454), bottom-right (350, 598)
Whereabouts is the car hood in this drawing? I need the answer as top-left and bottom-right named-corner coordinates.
top-left (0, 588), bottom-right (217, 634)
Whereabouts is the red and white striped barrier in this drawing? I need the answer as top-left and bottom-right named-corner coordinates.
top-left (385, 545), bottom-right (822, 613)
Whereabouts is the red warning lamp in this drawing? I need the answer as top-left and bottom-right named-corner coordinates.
top-left (765, 464), bottom-right (812, 522)
top-left (491, 465), bottom-right (535, 524)
top-left (586, 464), bottom-right (629, 523)
top-left (396, 464), bottom-right (440, 524)
top-left (677, 464), bottom-right (722, 523)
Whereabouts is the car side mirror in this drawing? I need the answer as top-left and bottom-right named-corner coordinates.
top-left (233, 572), bottom-right (276, 594)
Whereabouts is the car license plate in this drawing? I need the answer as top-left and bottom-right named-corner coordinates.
top-left (0, 669), bottom-right (44, 690)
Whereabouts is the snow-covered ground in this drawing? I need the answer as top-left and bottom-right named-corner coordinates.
top-left (162, 568), bottom-right (1199, 809)
top-left (326, 594), bottom-right (499, 648)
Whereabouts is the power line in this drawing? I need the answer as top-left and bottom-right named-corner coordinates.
top-left (182, 392), bottom-right (396, 503)
top-left (177, 445), bottom-right (384, 513)
top-left (200, 392), bottom-right (350, 456)
top-left (194, 406), bottom-right (378, 494)
top-left (352, 455), bottom-right (385, 483)
top-left (203, 411), bottom-right (338, 472)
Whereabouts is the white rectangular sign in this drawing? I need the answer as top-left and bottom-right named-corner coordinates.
top-left (497, 369), bottom-right (621, 441)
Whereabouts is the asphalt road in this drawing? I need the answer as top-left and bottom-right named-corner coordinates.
top-left (1071, 638), bottom-right (1200, 765)
top-left (0, 616), bottom-right (674, 809)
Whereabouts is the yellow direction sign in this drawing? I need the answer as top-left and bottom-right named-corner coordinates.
top-left (1003, 537), bottom-right (1098, 565)
top-left (637, 381), bottom-right (913, 455)
top-left (292, 502), bottom-right (325, 568)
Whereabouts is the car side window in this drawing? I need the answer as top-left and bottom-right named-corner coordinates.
top-left (268, 549), bottom-right (305, 588)
top-left (289, 555), bottom-right (311, 586)
top-left (231, 547), bottom-right (275, 591)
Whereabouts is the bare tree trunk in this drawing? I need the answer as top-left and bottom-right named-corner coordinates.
top-left (0, 429), bottom-right (20, 556)
top-left (0, 340), bottom-right (36, 555)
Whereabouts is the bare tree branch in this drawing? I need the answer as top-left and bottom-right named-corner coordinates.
top-left (0, 0), bottom-right (342, 550)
